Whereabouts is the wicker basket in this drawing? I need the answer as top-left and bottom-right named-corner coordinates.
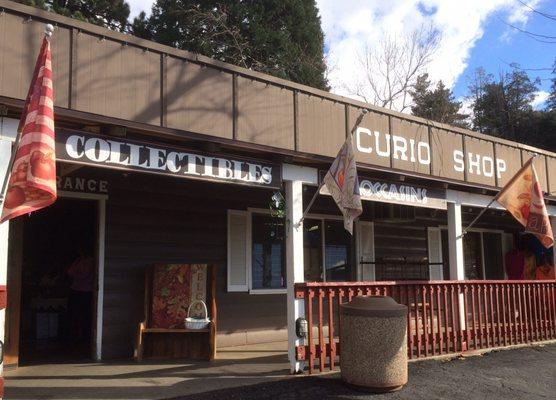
top-left (185, 300), bottom-right (210, 330)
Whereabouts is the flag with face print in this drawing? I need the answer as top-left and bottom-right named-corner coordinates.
top-left (322, 135), bottom-right (362, 234)
top-left (496, 158), bottom-right (553, 248)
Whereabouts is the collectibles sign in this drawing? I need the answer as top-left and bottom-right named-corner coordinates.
top-left (355, 127), bottom-right (507, 180)
top-left (55, 131), bottom-right (282, 189)
top-left (321, 173), bottom-right (447, 210)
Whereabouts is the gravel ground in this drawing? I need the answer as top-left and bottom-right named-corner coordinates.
top-left (171, 344), bottom-right (556, 400)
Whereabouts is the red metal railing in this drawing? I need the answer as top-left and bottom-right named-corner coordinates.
top-left (294, 280), bottom-right (556, 374)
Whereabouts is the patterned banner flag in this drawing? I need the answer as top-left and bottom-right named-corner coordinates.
top-left (322, 135), bottom-right (362, 234)
top-left (496, 158), bottom-right (553, 248)
top-left (1, 36), bottom-right (57, 223)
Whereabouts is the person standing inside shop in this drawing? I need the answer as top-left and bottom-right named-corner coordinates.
top-left (67, 245), bottom-right (94, 347)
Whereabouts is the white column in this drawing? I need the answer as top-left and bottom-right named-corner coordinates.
top-left (447, 202), bottom-right (465, 280)
top-left (0, 118), bottom-right (17, 377)
top-left (282, 163), bottom-right (317, 374)
top-left (447, 201), bottom-right (466, 333)
top-left (285, 179), bottom-right (305, 373)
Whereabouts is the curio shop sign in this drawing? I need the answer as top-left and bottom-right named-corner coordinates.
top-left (355, 127), bottom-right (507, 179)
top-left (56, 131), bottom-right (282, 189)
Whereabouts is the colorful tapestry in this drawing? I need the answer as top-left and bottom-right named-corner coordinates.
top-left (151, 264), bottom-right (208, 329)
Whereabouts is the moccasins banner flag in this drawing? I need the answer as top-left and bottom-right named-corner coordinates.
top-left (322, 135), bottom-right (362, 234)
top-left (1, 36), bottom-right (57, 223)
top-left (496, 158), bottom-right (554, 248)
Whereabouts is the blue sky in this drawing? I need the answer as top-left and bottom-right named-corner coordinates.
top-left (317, 0), bottom-right (555, 111)
top-left (451, 4), bottom-right (555, 101)
top-left (128, 0), bottom-right (555, 110)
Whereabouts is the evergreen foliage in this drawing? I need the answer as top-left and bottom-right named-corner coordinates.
top-left (468, 67), bottom-right (556, 151)
top-left (410, 73), bottom-right (468, 128)
top-left (15, 0), bottom-right (130, 32)
top-left (132, 0), bottom-right (328, 90)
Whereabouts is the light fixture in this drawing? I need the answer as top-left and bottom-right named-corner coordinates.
top-left (271, 191), bottom-right (285, 208)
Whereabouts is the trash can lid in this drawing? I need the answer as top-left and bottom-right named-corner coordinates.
top-left (340, 296), bottom-right (407, 317)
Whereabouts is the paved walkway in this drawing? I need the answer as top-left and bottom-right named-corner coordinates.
top-left (173, 344), bottom-right (556, 400)
top-left (5, 343), bottom-right (556, 399)
top-left (4, 342), bottom-right (291, 400)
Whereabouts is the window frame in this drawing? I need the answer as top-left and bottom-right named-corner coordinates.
top-left (247, 208), bottom-right (287, 294)
top-left (439, 226), bottom-right (506, 280)
top-left (304, 213), bottom-right (355, 283)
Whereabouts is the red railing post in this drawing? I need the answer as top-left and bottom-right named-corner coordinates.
top-left (307, 288), bottom-right (314, 374)
top-left (294, 279), bottom-right (556, 375)
top-left (327, 288), bottom-right (336, 370)
top-left (462, 283), bottom-right (469, 352)
top-left (430, 285), bottom-right (437, 356)
top-left (487, 284), bottom-right (494, 347)
top-left (495, 284), bottom-right (501, 347)
top-left (422, 285), bottom-right (429, 357)
top-left (415, 285), bottom-right (421, 358)
top-left (406, 285), bottom-right (413, 359)
top-left (317, 288), bottom-right (325, 372)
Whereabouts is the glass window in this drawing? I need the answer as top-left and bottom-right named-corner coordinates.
top-left (463, 231), bottom-right (483, 280)
top-left (251, 214), bottom-right (285, 289)
top-left (324, 221), bottom-right (352, 281)
top-left (484, 232), bottom-right (504, 279)
top-left (441, 229), bottom-right (450, 280)
top-left (304, 219), bottom-right (323, 282)
top-left (303, 218), bottom-right (354, 282)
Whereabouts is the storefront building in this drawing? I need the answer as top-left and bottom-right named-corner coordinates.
top-left (0, 1), bottom-right (554, 372)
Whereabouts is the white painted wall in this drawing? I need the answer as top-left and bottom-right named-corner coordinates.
top-left (0, 118), bottom-right (18, 379)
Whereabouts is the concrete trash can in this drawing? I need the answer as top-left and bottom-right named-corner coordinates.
top-left (340, 295), bottom-right (408, 392)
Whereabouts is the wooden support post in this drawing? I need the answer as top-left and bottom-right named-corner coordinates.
top-left (448, 202), bottom-right (466, 335)
top-left (286, 179), bottom-right (306, 373)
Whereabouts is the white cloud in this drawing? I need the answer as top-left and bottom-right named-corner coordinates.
top-left (317, 0), bottom-right (539, 112)
top-left (531, 90), bottom-right (549, 109)
top-left (127, 0), bottom-right (154, 19)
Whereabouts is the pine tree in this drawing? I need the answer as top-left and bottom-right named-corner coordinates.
top-left (131, 0), bottom-right (328, 90)
top-left (547, 59), bottom-right (556, 111)
top-left (16, 0), bottom-right (131, 32)
top-left (469, 68), bottom-right (539, 143)
top-left (410, 74), bottom-right (468, 128)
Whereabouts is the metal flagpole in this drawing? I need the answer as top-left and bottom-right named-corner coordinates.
top-left (295, 109), bottom-right (368, 228)
top-left (0, 24), bottom-right (54, 211)
top-left (460, 156), bottom-right (537, 238)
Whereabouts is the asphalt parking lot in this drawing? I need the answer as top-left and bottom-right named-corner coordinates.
top-left (171, 344), bottom-right (556, 400)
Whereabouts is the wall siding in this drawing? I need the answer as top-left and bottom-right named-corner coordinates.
top-left (73, 32), bottom-right (160, 124)
top-left (164, 58), bottom-right (233, 139)
top-left (0, 1), bottom-right (554, 198)
top-left (0, 12), bottom-right (70, 108)
top-left (101, 171), bottom-right (285, 359)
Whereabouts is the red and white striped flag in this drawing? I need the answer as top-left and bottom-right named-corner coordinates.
top-left (1, 35), bottom-right (56, 223)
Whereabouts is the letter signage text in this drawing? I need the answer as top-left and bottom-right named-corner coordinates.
top-left (56, 131), bottom-right (282, 189)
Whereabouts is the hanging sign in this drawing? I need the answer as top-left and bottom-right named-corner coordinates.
top-left (320, 172), bottom-right (446, 210)
top-left (55, 130), bottom-right (282, 189)
top-left (357, 179), bottom-right (446, 209)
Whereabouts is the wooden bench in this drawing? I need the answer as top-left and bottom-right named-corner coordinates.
top-left (135, 264), bottom-right (217, 361)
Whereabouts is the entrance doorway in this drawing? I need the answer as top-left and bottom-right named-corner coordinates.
top-left (18, 198), bottom-right (98, 364)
